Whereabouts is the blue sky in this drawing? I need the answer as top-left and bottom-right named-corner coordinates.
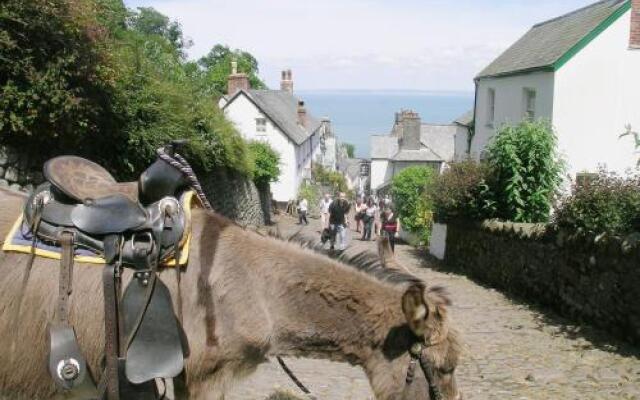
top-left (123, 0), bottom-right (598, 91)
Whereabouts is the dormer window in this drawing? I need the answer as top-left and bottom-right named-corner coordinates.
top-left (256, 117), bottom-right (267, 132)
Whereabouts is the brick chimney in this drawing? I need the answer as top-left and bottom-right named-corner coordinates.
top-left (297, 100), bottom-right (307, 128)
top-left (227, 61), bottom-right (250, 96)
top-left (399, 110), bottom-right (421, 150)
top-left (631, 0), bottom-right (640, 49)
top-left (281, 69), bottom-right (293, 94)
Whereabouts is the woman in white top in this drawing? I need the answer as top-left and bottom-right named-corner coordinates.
top-left (360, 197), bottom-right (377, 241)
top-left (297, 197), bottom-right (308, 225)
top-left (318, 194), bottom-right (332, 229)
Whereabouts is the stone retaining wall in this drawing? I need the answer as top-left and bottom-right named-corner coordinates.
top-left (0, 145), bottom-right (44, 193)
top-left (200, 168), bottom-right (267, 227)
top-left (445, 221), bottom-right (640, 344)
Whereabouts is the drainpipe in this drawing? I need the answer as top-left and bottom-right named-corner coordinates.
top-left (468, 79), bottom-right (479, 158)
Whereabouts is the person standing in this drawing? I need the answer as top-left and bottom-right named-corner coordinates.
top-left (319, 193), bottom-right (332, 230)
top-left (297, 197), bottom-right (308, 225)
top-left (361, 197), bottom-right (377, 241)
top-left (354, 197), bottom-right (366, 233)
top-left (380, 206), bottom-right (399, 252)
top-left (329, 192), bottom-right (351, 251)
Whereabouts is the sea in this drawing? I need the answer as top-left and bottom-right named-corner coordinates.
top-left (299, 90), bottom-right (474, 159)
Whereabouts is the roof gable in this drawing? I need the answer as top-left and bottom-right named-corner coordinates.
top-left (477, 0), bottom-right (630, 79)
top-left (223, 89), bottom-right (321, 145)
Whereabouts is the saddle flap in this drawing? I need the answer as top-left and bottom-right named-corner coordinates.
top-left (71, 194), bottom-right (147, 235)
top-left (47, 324), bottom-right (98, 395)
top-left (123, 277), bottom-right (184, 384)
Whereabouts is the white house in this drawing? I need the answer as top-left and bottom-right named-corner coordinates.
top-left (220, 66), bottom-right (336, 203)
top-left (370, 110), bottom-right (460, 193)
top-left (462, 0), bottom-right (640, 178)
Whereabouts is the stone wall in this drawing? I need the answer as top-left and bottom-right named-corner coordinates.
top-left (0, 145), bottom-right (45, 193)
top-left (445, 221), bottom-right (640, 344)
top-left (200, 168), bottom-right (267, 227)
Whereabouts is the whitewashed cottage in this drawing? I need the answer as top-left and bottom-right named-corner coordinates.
top-left (220, 66), bottom-right (336, 203)
top-left (463, 0), bottom-right (640, 177)
top-left (369, 110), bottom-right (460, 193)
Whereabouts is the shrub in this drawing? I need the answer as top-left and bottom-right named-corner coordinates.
top-left (430, 160), bottom-right (494, 222)
top-left (312, 164), bottom-right (349, 193)
top-left (554, 170), bottom-right (640, 236)
top-left (486, 120), bottom-right (564, 223)
top-left (248, 141), bottom-right (280, 188)
top-left (391, 166), bottom-right (435, 243)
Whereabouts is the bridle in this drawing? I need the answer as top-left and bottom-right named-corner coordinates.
top-left (405, 341), bottom-right (444, 400)
top-left (281, 337), bottom-right (446, 400)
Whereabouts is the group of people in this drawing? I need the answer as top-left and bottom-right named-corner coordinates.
top-left (300, 192), bottom-right (398, 252)
top-left (353, 195), bottom-right (399, 252)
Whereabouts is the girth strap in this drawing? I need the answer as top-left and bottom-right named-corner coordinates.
top-left (102, 263), bottom-right (120, 400)
top-left (58, 231), bottom-right (74, 324)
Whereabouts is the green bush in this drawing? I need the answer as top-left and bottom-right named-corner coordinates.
top-left (554, 171), bottom-right (640, 236)
top-left (248, 141), bottom-right (280, 187)
top-left (430, 160), bottom-right (493, 222)
top-left (486, 120), bottom-right (564, 223)
top-left (0, 0), bottom-right (254, 180)
top-left (391, 166), bottom-right (435, 243)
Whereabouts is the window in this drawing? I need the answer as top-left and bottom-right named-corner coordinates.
top-left (523, 88), bottom-right (536, 120)
top-left (256, 117), bottom-right (267, 132)
top-left (486, 88), bottom-right (496, 127)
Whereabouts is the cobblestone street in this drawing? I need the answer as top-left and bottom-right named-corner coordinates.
top-left (225, 217), bottom-right (640, 400)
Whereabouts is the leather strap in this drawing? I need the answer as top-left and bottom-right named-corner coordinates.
top-left (58, 231), bottom-right (74, 324)
top-left (102, 263), bottom-right (120, 400)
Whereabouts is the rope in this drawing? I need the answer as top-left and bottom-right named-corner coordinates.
top-left (156, 148), bottom-right (213, 211)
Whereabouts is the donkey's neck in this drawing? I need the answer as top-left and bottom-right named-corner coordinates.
top-left (263, 244), bottom-right (412, 365)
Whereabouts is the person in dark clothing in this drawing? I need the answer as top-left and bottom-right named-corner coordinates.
top-left (380, 206), bottom-right (399, 252)
top-left (328, 192), bottom-right (351, 250)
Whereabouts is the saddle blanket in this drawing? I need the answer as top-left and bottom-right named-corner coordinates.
top-left (1, 191), bottom-right (196, 267)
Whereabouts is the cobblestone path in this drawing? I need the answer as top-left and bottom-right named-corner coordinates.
top-left (226, 218), bottom-right (640, 400)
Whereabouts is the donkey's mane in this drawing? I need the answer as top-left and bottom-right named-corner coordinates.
top-left (285, 230), bottom-right (426, 288)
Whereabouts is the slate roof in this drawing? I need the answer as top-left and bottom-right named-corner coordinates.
top-left (477, 0), bottom-right (628, 79)
top-left (419, 124), bottom-right (456, 162)
top-left (370, 135), bottom-right (399, 159)
top-left (224, 89), bottom-right (322, 145)
top-left (370, 124), bottom-right (456, 162)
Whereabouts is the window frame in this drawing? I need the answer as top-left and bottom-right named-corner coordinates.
top-left (486, 88), bottom-right (496, 127)
top-left (255, 117), bottom-right (267, 133)
top-left (523, 88), bottom-right (536, 120)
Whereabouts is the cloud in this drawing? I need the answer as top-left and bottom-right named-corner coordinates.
top-left (124, 0), bottom-right (595, 91)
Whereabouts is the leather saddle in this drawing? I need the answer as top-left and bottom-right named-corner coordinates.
top-left (26, 152), bottom-right (192, 397)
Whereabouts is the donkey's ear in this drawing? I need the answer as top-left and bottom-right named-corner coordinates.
top-left (402, 284), bottom-right (430, 336)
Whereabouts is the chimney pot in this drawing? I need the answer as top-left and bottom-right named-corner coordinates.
top-left (281, 69), bottom-right (294, 94)
top-left (399, 110), bottom-right (421, 150)
top-left (631, 0), bottom-right (640, 49)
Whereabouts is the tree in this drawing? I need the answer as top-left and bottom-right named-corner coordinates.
top-left (391, 166), bottom-right (436, 243)
top-left (127, 7), bottom-right (191, 55)
top-left (198, 44), bottom-right (266, 95)
top-left (248, 141), bottom-right (280, 187)
top-left (620, 124), bottom-right (640, 167)
top-left (486, 120), bottom-right (564, 223)
top-left (342, 143), bottom-right (356, 158)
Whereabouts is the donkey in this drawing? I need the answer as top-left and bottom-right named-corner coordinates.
top-left (0, 187), bottom-right (462, 399)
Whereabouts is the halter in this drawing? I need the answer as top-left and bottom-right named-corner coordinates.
top-left (405, 341), bottom-right (443, 400)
